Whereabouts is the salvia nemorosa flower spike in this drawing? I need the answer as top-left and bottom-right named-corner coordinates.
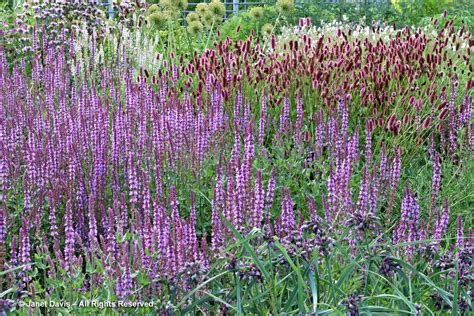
top-left (258, 90), bottom-right (267, 145)
top-left (386, 147), bottom-right (401, 222)
top-left (294, 91), bottom-right (304, 147)
top-left (187, 192), bottom-right (199, 262)
top-left (429, 151), bottom-right (441, 230)
top-left (456, 215), bottom-right (465, 253)
top-left (432, 197), bottom-right (450, 248)
top-left (280, 188), bottom-right (295, 239)
top-left (211, 172), bottom-right (224, 250)
top-left (252, 169), bottom-right (264, 229)
top-left (265, 167), bottom-right (276, 211)
top-left (64, 199), bottom-right (75, 271)
top-left (0, 207), bottom-right (5, 272)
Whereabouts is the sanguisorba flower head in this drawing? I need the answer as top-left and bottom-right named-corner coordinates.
top-left (261, 23), bottom-right (273, 35)
top-left (186, 12), bottom-right (199, 24)
top-left (249, 6), bottom-right (264, 20)
top-left (187, 20), bottom-right (204, 36)
top-left (208, 0), bottom-right (226, 18)
top-left (196, 3), bottom-right (209, 17)
top-left (149, 12), bottom-right (167, 28)
top-left (276, 0), bottom-right (294, 14)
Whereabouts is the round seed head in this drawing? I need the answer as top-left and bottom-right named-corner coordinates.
top-left (149, 12), bottom-right (167, 28)
top-left (250, 6), bottom-right (264, 20)
top-left (208, 0), bottom-right (226, 18)
top-left (147, 4), bottom-right (160, 15)
top-left (187, 20), bottom-right (204, 36)
top-left (201, 12), bottom-right (217, 27)
top-left (174, 0), bottom-right (188, 11)
top-left (261, 23), bottom-right (273, 35)
top-left (276, 0), bottom-right (294, 13)
top-left (186, 12), bottom-right (199, 24)
top-left (196, 3), bottom-right (208, 16)
top-left (160, 0), bottom-right (174, 10)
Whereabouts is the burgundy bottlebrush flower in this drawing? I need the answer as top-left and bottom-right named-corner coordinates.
top-left (438, 107), bottom-right (449, 120)
top-left (422, 116), bottom-right (433, 130)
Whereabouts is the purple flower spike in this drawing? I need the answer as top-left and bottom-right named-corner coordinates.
top-left (258, 91), bottom-right (267, 145)
top-left (64, 200), bottom-right (75, 271)
top-left (432, 197), bottom-right (450, 247)
top-left (211, 172), bottom-right (224, 250)
top-left (252, 169), bottom-right (264, 229)
top-left (456, 215), bottom-right (465, 252)
top-left (265, 167), bottom-right (277, 210)
top-left (280, 188), bottom-right (295, 238)
top-left (429, 152), bottom-right (441, 230)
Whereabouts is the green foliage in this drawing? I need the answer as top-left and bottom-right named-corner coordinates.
top-left (273, 0), bottom-right (473, 31)
top-left (219, 6), bottom-right (280, 40)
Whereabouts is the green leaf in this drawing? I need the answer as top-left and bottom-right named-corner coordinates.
top-left (274, 240), bottom-right (306, 313)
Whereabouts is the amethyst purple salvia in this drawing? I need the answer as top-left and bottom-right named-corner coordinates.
top-left (0, 18), bottom-right (472, 312)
